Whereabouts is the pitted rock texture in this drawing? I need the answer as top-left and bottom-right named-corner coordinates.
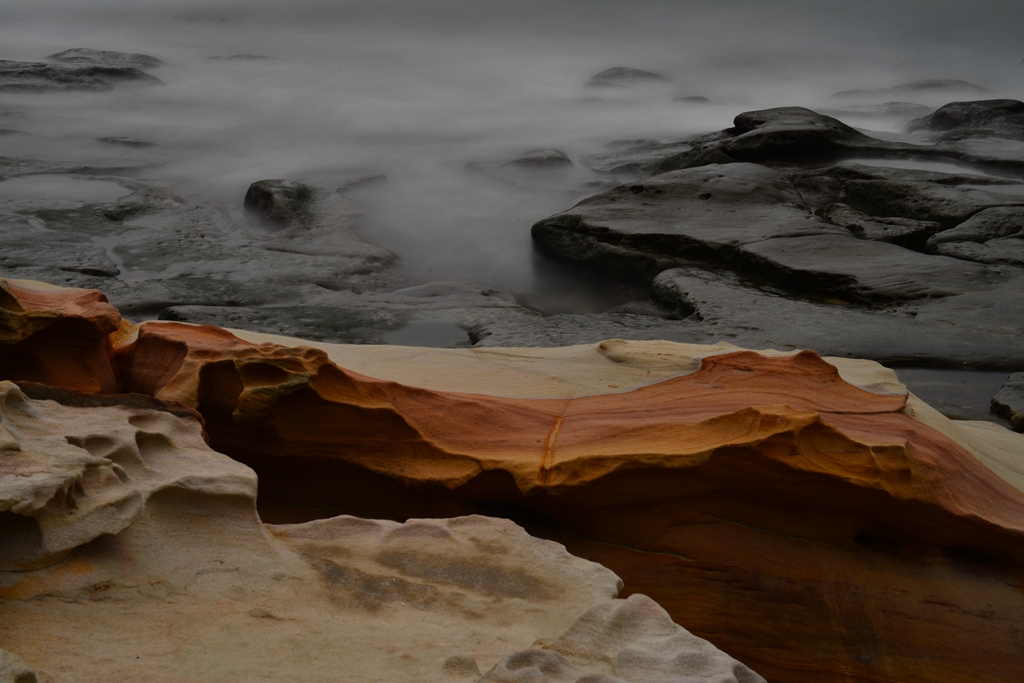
top-left (104, 319), bottom-right (1024, 683)
top-left (481, 594), bottom-right (764, 683)
top-left (0, 380), bottom-right (246, 570)
top-left (1, 376), bottom-right (719, 683)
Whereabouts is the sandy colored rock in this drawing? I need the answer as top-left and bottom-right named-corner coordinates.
top-left (107, 320), bottom-right (1024, 683)
top-left (2, 382), bottom-right (702, 683)
top-left (0, 278), bottom-right (123, 393)
top-left (481, 594), bottom-right (764, 683)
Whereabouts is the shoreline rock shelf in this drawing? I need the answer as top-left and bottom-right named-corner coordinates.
top-left (3, 279), bottom-right (1024, 682)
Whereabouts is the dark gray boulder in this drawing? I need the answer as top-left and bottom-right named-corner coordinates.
top-left (503, 149), bottom-right (574, 169)
top-left (585, 67), bottom-right (668, 88)
top-left (585, 107), bottom-right (1024, 178)
top-left (47, 48), bottom-right (162, 70)
top-left (0, 59), bottom-right (163, 91)
top-left (907, 99), bottom-right (1024, 141)
top-left (992, 373), bottom-right (1024, 431)
top-left (243, 179), bottom-right (314, 229)
top-left (674, 95), bottom-right (710, 104)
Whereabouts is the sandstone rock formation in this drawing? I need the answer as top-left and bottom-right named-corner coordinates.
top-left (482, 594), bottom-right (763, 683)
top-left (4, 281), bottom-right (1024, 681)
top-left (0, 59), bottom-right (163, 91)
top-left (0, 373), bottom-right (763, 682)
top-left (95, 312), bottom-right (1024, 683)
top-left (0, 278), bottom-right (123, 393)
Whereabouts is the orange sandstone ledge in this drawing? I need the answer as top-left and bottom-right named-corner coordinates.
top-left (3, 278), bottom-right (1024, 683)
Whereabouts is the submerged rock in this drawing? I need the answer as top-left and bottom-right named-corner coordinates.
top-left (0, 59), bottom-right (163, 92)
top-left (95, 136), bottom-right (155, 148)
top-left (830, 79), bottom-right (989, 101)
top-left (46, 48), bottom-right (162, 70)
top-left (585, 67), bottom-right (668, 88)
top-left (503, 148), bottom-right (574, 169)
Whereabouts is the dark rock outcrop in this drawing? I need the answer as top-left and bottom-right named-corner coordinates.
top-left (503, 149), bottom-right (574, 170)
top-left (0, 59), bottom-right (163, 92)
top-left (993, 372), bottom-right (1024, 431)
top-left (907, 99), bottom-right (1024, 141)
top-left (585, 67), bottom-right (668, 88)
top-left (46, 48), bottom-right (162, 70)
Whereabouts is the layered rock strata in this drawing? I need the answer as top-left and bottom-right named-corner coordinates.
top-left (5, 278), bottom-right (1024, 683)
top-left (0, 374), bottom-right (762, 682)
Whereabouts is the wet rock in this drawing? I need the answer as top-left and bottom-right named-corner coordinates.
top-left (830, 79), bottom-right (989, 101)
top-left (673, 95), bottom-right (710, 104)
top-left (585, 67), bottom-right (668, 88)
top-left (95, 136), bottom-right (155, 148)
top-left (928, 206), bottom-right (1024, 247)
top-left (503, 149), bottom-right (574, 170)
top-left (907, 99), bottom-right (1024, 141)
top-left (243, 179), bottom-right (314, 228)
top-left (926, 205), bottom-right (1024, 265)
top-left (0, 59), bottom-right (163, 92)
top-left (585, 107), bottom-right (1024, 179)
top-left (992, 372), bottom-right (1024, 431)
top-left (817, 202), bottom-right (941, 247)
top-left (533, 162), bottom-right (1002, 303)
top-left (46, 48), bottom-right (162, 70)
top-left (533, 163), bottom-right (834, 280)
top-left (0, 172), bottom-right (397, 322)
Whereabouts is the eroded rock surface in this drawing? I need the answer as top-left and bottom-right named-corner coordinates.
top-left (1, 375), bottom-right (744, 683)
top-left (483, 594), bottom-right (764, 683)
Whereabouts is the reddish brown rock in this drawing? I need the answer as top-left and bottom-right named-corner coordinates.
top-left (110, 319), bottom-right (1024, 683)
top-left (0, 278), bottom-right (123, 393)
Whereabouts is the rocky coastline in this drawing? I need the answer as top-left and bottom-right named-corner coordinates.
top-left (2, 45), bottom-right (1024, 683)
